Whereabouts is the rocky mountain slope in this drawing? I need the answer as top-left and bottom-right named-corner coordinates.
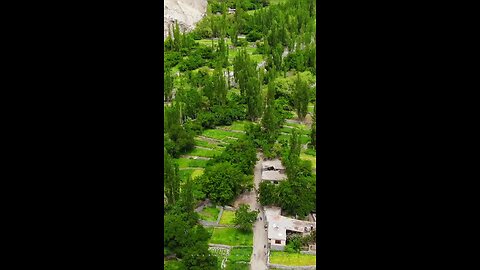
top-left (164, 0), bottom-right (208, 39)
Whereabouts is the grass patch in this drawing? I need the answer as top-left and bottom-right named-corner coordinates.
top-left (189, 147), bottom-right (222, 158)
top-left (280, 127), bottom-right (310, 136)
top-left (191, 169), bottom-right (204, 179)
top-left (304, 148), bottom-right (316, 156)
top-left (178, 169), bottom-right (193, 181)
top-left (219, 121), bottom-right (248, 132)
top-left (219, 210), bottom-right (236, 225)
top-left (209, 227), bottom-right (253, 246)
top-left (198, 206), bottom-right (220, 222)
top-left (209, 246), bottom-right (230, 259)
top-left (194, 139), bottom-right (224, 149)
top-left (176, 158), bottom-right (208, 168)
top-left (227, 247), bottom-right (252, 264)
top-left (205, 227), bottom-right (214, 238)
top-left (225, 264), bottom-right (249, 270)
top-left (300, 153), bottom-right (316, 169)
top-left (202, 129), bottom-right (245, 140)
top-left (164, 260), bottom-right (184, 270)
top-left (278, 134), bottom-right (310, 145)
top-left (269, 251), bottom-right (316, 266)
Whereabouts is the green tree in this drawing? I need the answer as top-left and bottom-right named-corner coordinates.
top-left (310, 102), bottom-right (316, 149)
top-left (262, 82), bottom-right (282, 143)
top-left (182, 244), bottom-right (218, 270)
top-left (293, 73), bottom-right (309, 121)
top-left (164, 68), bottom-right (174, 102)
top-left (200, 162), bottom-right (244, 205)
top-left (245, 62), bottom-right (262, 121)
top-left (212, 64), bottom-right (227, 105)
top-left (234, 204), bottom-right (259, 232)
top-left (284, 128), bottom-right (301, 179)
top-left (258, 181), bottom-right (278, 206)
top-left (178, 176), bottom-right (195, 213)
top-left (164, 149), bottom-right (180, 206)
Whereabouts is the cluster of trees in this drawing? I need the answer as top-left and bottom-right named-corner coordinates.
top-left (234, 204), bottom-right (259, 232)
top-left (197, 138), bottom-right (257, 205)
top-left (284, 230), bottom-right (316, 253)
top-left (164, 210), bottom-right (218, 270)
top-left (258, 129), bottom-right (316, 218)
top-left (233, 48), bottom-right (262, 121)
top-left (245, 82), bottom-right (287, 158)
top-left (164, 152), bottom-right (218, 269)
top-left (164, 103), bottom-right (195, 158)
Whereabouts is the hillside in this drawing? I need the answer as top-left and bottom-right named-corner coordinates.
top-left (164, 0), bottom-right (208, 39)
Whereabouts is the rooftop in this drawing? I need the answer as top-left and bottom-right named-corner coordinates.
top-left (262, 159), bottom-right (285, 170)
top-left (262, 170), bottom-right (288, 181)
top-left (264, 206), bottom-right (316, 241)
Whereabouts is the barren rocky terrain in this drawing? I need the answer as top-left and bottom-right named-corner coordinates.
top-left (164, 0), bottom-right (208, 39)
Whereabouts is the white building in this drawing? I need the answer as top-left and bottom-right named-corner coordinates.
top-left (264, 206), bottom-right (316, 251)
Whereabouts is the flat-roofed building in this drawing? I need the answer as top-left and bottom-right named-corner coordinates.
top-left (264, 206), bottom-right (316, 251)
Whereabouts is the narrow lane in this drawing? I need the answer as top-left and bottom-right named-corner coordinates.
top-left (249, 153), bottom-right (268, 270)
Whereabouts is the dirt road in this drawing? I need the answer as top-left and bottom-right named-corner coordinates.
top-left (249, 153), bottom-right (268, 270)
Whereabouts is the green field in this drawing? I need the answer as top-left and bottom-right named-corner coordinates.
top-left (209, 227), bottom-right (253, 246)
top-left (280, 126), bottom-right (310, 136)
top-left (278, 134), bottom-right (310, 145)
top-left (300, 154), bottom-right (316, 170)
top-left (218, 121), bottom-right (248, 131)
top-left (219, 210), bottom-right (236, 225)
top-left (176, 158), bottom-right (208, 168)
top-left (202, 129), bottom-right (245, 140)
top-left (227, 247), bottom-right (252, 264)
top-left (191, 169), bottom-right (204, 179)
top-left (189, 147), bottom-right (222, 158)
top-left (304, 148), bottom-right (316, 157)
top-left (225, 263), bottom-right (249, 270)
top-left (269, 251), bottom-right (316, 266)
top-left (178, 169), bottom-right (194, 181)
top-left (198, 206), bottom-right (220, 222)
top-left (194, 139), bottom-right (225, 149)
top-left (164, 260), bottom-right (184, 270)
top-left (209, 246), bottom-right (230, 262)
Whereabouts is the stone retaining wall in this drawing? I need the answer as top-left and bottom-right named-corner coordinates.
top-left (300, 251), bottom-right (316, 255)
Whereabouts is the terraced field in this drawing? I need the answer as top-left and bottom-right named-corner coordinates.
top-left (209, 227), bottom-right (253, 246)
top-left (226, 247), bottom-right (252, 269)
top-left (219, 209), bottom-right (236, 225)
top-left (175, 121), bottom-right (247, 183)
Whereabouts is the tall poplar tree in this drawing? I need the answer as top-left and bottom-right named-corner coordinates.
top-left (164, 68), bottom-right (174, 102)
top-left (310, 102), bottom-right (316, 150)
top-left (164, 149), bottom-right (180, 206)
top-left (293, 73), bottom-right (309, 121)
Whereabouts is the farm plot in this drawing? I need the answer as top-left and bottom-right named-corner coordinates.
top-left (219, 210), bottom-right (236, 225)
top-left (209, 227), bottom-right (253, 246)
top-left (278, 134), bottom-right (310, 145)
top-left (225, 247), bottom-right (252, 269)
top-left (218, 121), bottom-right (248, 132)
top-left (177, 168), bottom-right (205, 182)
top-left (198, 206), bottom-right (220, 222)
top-left (280, 126), bottom-right (310, 136)
top-left (164, 260), bottom-right (184, 270)
top-left (202, 129), bottom-right (245, 141)
top-left (194, 138), bottom-right (226, 150)
top-left (176, 158), bottom-right (208, 169)
top-left (269, 251), bottom-right (316, 266)
top-left (189, 147), bottom-right (222, 158)
top-left (209, 246), bottom-right (230, 269)
top-left (300, 153), bottom-right (316, 170)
